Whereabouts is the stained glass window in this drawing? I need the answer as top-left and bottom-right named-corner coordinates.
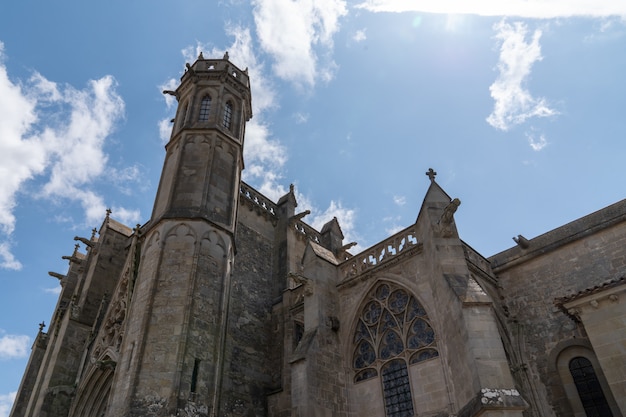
top-left (352, 281), bottom-right (439, 416)
top-left (382, 359), bottom-right (415, 417)
top-left (569, 357), bottom-right (613, 417)
top-left (199, 95), bottom-right (211, 121)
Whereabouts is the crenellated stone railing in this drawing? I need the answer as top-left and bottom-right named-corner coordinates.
top-left (340, 226), bottom-right (421, 279)
top-left (293, 220), bottom-right (321, 244)
top-left (239, 182), bottom-right (278, 218)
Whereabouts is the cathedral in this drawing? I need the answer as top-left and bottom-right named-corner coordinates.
top-left (10, 54), bottom-right (626, 417)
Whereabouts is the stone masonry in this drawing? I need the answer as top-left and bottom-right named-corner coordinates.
top-left (10, 53), bottom-right (626, 417)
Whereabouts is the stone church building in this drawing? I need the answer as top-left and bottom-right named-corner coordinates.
top-left (10, 54), bottom-right (626, 417)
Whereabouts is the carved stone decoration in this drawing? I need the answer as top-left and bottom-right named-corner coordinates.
top-left (567, 308), bottom-right (582, 322)
top-left (91, 268), bottom-right (130, 363)
top-left (70, 295), bottom-right (81, 320)
top-left (438, 198), bottom-right (461, 237)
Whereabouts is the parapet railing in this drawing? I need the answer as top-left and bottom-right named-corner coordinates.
top-left (340, 226), bottom-right (421, 279)
top-left (293, 220), bottom-right (322, 244)
top-left (239, 182), bottom-right (277, 217)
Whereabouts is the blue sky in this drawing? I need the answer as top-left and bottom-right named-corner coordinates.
top-left (1, 0), bottom-right (625, 413)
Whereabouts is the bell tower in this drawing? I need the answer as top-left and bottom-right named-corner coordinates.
top-left (152, 51), bottom-right (251, 228)
top-left (105, 53), bottom-right (252, 416)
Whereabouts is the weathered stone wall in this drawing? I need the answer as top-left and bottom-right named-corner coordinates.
top-left (219, 216), bottom-right (276, 416)
top-left (492, 207), bottom-right (626, 416)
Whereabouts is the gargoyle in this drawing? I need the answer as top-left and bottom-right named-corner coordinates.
top-left (74, 236), bottom-right (94, 248)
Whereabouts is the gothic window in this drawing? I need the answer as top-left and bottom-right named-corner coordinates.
top-left (199, 95), bottom-right (211, 121)
top-left (223, 101), bottom-right (233, 129)
top-left (569, 357), bottom-right (613, 417)
top-left (352, 282), bottom-right (438, 416)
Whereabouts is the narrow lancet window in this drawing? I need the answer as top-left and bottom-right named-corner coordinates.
top-left (199, 95), bottom-right (211, 121)
top-left (223, 101), bottom-right (233, 129)
top-left (569, 357), bottom-right (613, 416)
top-left (190, 358), bottom-right (200, 401)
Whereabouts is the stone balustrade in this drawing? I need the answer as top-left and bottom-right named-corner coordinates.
top-left (239, 182), bottom-right (277, 217)
top-left (293, 220), bottom-right (321, 244)
top-left (341, 227), bottom-right (421, 279)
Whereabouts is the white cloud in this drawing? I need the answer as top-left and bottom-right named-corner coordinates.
top-left (0, 44), bottom-right (138, 268)
top-left (353, 29), bottom-right (367, 42)
top-left (354, 0), bottom-right (626, 19)
top-left (526, 131), bottom-right (548, 151)
top-left (158, 118), bottom-right (172, 143)
top-left (252, 0), bottom-right (348, 87)
top-left (0, 242), bottom-right (21, 270)
top-left (0, 45), bottom-right (43, 236)
top-left (0, 332), bottom-right (30, 359)
top-left (486, 20), bottom-right (557, 131)
top-left (43, 286), bottom-right (62, 295)
top-left (393, 195), bottom-right (406, 206)
top-left (0, 392), bottom-right (16, 417)
top-left (385, 224), bottom-right (404, 236)
top-left (159, 78), bottom-right (179, 110)
top-left (293, 112), bottom-right (309, 124)
top-left (305, 198), bottom-right (360, 249)
top-left (108, 165), bottom-right (146, 196)
top-left (111, 206), bottom-right (141, 226)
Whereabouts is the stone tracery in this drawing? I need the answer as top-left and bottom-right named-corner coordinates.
top-left (352, 282), bottom-right (438, 383)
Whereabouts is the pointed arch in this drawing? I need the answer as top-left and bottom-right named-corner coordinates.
top-left (69, 358), bottom-right (115, 417)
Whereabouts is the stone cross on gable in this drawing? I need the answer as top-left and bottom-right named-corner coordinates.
top-left (426, 168), bottom-right (437, 181)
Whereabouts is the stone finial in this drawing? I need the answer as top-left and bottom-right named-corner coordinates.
top-left (426, 168), bottom-right (437, 181)
top-left (106, 208), bottom-right (112, 218)
top-left (223, 51), bottom-right (229, 60)
top-left (39, 321), bottom-right (46, 332)
top-left (91, 228), bottom-right (98, 240)
top-left (198, 51), bottom-right (204, 60)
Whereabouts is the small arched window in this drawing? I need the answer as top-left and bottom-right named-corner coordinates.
top-left (223, 101), bottom-right (233, 129)
top-left (569, 357), bottom-right (613, 416)
top-left (199, 95), bottom-right (211, 121)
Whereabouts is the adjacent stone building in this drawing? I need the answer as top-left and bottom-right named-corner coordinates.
top-left (10, 53), bottom-right (625, 417)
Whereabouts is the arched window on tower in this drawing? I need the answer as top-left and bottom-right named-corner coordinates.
top-left (199, 95), bottom-right (211, 121)
top-left (223, 101), bottom-right (233, 130)
top-left (569, 357), bottom-right (613, 417)
top-left (353, 282), bottom-right (439, 417)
